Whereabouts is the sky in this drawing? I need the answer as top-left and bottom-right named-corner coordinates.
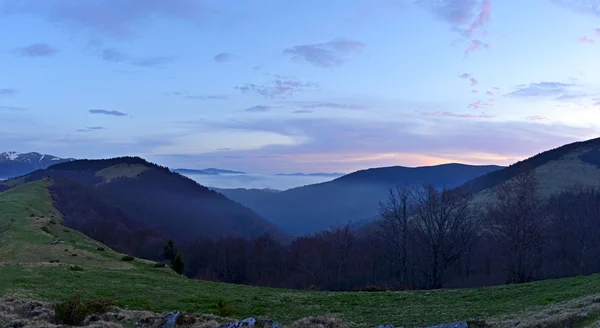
top-left (1, 0), bottom-right (600, 174)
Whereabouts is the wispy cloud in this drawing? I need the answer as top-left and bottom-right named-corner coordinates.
top-left (0, 105), bottom-right (26, 111)
top-left (101, 48), bottom-right (173, 67)
top-left (214, 53), bottom-right (234, 63)
top-left (284, 38), bottom-right (365, 67)
top-left (293, 110), bottom-right (314, 114)
top-left (552, 0), bottom-right (600, 17)
top-left (420, 0), bottom-right (493, 55)
top-left (486, 91), bottom-right (495, 96)
top-left (0, 89), bottom-right (17, 96)
top-left (245, 105), bottom-right (272, 112)
top-left (1, 0), bottom-right (206, 39)
top-left (578, 36), bottom-right (596, 44)
top-left (596, 28), bottom-right (600, 36)
top-left (472, 90), bottom-right (478, 93)
top-left (467, 100), bottom-right (490, 109)
top-left (524, 115), bottom-right (548, 122)
top-left (459, 73), bottom-right (471, 79)
top-left (77, 126), bottom-right (106, 132)
top-left (470, 77), bottom-right (478, 86)
top-left (89, 109), bottom-right (128, 117)
top-left (185, 95), bottom-right (230, 100)
top-left (421, 111), bottom-right (496, 119)
top-left (236, 77), bottom-right (318, 98)
top-left (283, 101), bottom-right (368, 110)
top-left (505, 81), bottom-right (577, 98)
top-left (12, 43), bottom-right (57, 57)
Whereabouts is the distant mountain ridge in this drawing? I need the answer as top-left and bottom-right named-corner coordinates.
top-left (0, 151), bottom-right (74, 179)
top-left (275, 172), bottom-right (344, 177)
top-left (217, 163), bottom-right (504, 235)
top-left (174, 168), bottom-right (246, 175)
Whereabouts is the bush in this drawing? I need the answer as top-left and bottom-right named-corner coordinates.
top-left (96, 247), bottom-right (105, 252)
top-left (49, 219), bottom-right (56, 224)
top-left (49, 259), bottom-right (60, 263)
top-left (41, 226), bottom-right (50, 234)
top-left (70, 265), bottom-right (84, 271)
top-left (121, 255), bottom-right (135, 261)
top-left (357, 285), bottom-right (387, 292)
top-left (54, 295), bottom-right (115, 326)
top-left (216, 299), bottom-right (235, 317)
top-left (172, 253), bottom-right (184, 275)
top-left (71, 253), bottom-right (78, 257)
top-left (63, 229), bottom-right (70, 232)
top-left (154, 262), bottom-right (166, 268)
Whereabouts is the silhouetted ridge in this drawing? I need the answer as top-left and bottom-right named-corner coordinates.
top-left (49, 156), bottom-right (161, 171)
top-left (458, 137), bottom-right (600, 195)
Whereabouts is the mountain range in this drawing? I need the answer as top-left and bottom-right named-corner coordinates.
top-left (173, 168), bottom-right (247, 175)
top-left (217, 163), bottom-right (504, 234)
top-left (0, 152), bottom-right (74, 179)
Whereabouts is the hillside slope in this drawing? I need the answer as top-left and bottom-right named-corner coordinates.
top-left (0, 157), bottom-right (287, 257)
top-left (4, 181), bottom-right (600, 327)
top-left (458, 137), bottom-right (600, 202)
top-left (218, 164), bottom-right (503, 235)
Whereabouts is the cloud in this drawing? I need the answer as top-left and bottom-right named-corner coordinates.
top-left (293, 110), bottom-right (314, 114)
top-left (525, 115), bottom-right (548, 122)
top-left (214, 53), bottom-right (234, 63)
top-left (596, 28), bottom-right (600, 36)
top-left (505, 82), bottom-right (577, 98)
top-left (419, 0), bottom-right (493, 55)
top-left (89, 109), bottom-right (128, 116)
top-left (578, 36), bottom-right (596, 44)
top-left (465, 39), bottom-right (490, 56)
top-left (245, 105), bottom-right (272, 112)
top-left (467, 100), bottom-right (490, 109)
top-left (420, 111), bottom-right (496, 119)
top-left (472, 90), bottom-right (478, 93)
top-left (470, 77), bottom-right (478, 86)
top-left (0, 89), bottom-right (17, 96)
top-left (486, 91), bottom-right (495, 96)
top-left (13, 43), bottom-right (57, 57)
top-left (459, 73), bottom-right (471, 79)
top-left (185, 95), bottom-right (230, 100)
top-left (493, 87), bottom-right (500, 90)
top-left (552, 0), bottom-right (600, 17)
top-left (236, 77), bottom-right (318, 99)
top-left (1, 0), bottom-right (206, 39)
top-left (283, 101), bottom-right (368, 110)
top-left (101, 48), bottom-right (173, 67)
top-left (77, 126), bottom-right (106, 133)
top-left (284, 38), bottom-right (365, 67)
top-left (0, 105), bottom-right (26, 111)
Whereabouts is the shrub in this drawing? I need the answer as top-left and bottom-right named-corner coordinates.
top-left (41, 226), bottom-right (50, 234)
top-left (216, 299), bottom-right (235, 317)
top-left (71, 253), bottom-right (78, 257)
top-left (49, 259), bottom-right (60, 263)
top-left (357, 285), bottom-right (387, 292)
top-left (121, 255), bottom-right (135, 262)
top-left (154, 262), bottom-right (166, 268)
top-left (172, 253), bottom-right (184, 275)
top-left (54, 295), bottom-right (115, 326)
top-left (49, 219), bottom-right (56, 224)
top-left (96, 247), bottom-right (105, 252)
top-left (63, 229), bottom-right (70, 233)
top-left (70, 265), bottom-right (84, 272)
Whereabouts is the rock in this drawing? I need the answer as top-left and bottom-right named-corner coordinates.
top-left (427, 322), bottom-right (468, 328)
top-left (51, 240), bottom-right (60, 245)
top-left (161, 311), bottom-right (181, 328)
top-left (257, 318), bottom-right (284, 328)
top-left (579, 311), bottom-right (588, 317)
top-left (218, 317), bottom-right (256, 327)
top-left (377, 325), bottom-right (396, 328)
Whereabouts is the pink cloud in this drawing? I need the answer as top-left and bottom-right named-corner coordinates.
top-left (467, 101), bottom-right (489, 109)
top-left (465, 39), bottom-right (490, 56)
top-left (470, 77), bottom-right (478, 86)
top-left (486, 91), bottom-right (494, 96)
top-left (472, 90), bottom-right (478, 93)
top-left (421, 111), bottom-right (496, 119)
top-left (578, 36), bottom-right (595, 44)
top-left (459, 73), bottom-right (471, 79)
top-left (466, 0), bottom-right (492, 37)
top-left (525, 115), bottom-right (548, 122)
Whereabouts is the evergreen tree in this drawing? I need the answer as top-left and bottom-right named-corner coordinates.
top-left (173, 252), bottom-right (185, 275)
top-left (163, 239), bottom-right (175, 264)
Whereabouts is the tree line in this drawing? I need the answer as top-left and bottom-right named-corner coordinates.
top-left (173, 171), bottom-right (600, 291)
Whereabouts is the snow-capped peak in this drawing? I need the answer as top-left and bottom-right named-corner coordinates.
top-left (3, 151), bottom-right (21, 160)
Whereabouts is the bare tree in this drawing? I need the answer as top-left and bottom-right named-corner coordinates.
top-left (487, 171), bottom-right (545, 283)
top-left (376, 186), bottom-right (412, 287)
top-left (325, 222), bottom-right (356, 290)
top-left (412, 184), bottom-right (479, 289)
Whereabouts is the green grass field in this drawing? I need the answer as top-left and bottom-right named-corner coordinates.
top-left (2, 180), bottom-right (600, 327)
